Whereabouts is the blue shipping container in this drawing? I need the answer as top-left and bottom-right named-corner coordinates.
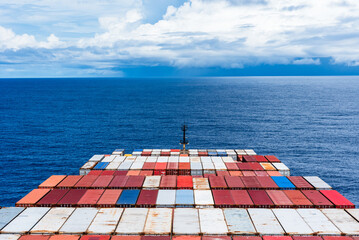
top-left (93, 162), bottom-right (109, 170)
top-left (0, 207), bottom-right (25, 230)
top-left (175, 190), bottom-right (194, 206)
top-left (116, 189), bottom-right (140, 205)
top-left (271, 176), bottom-right (296, 189)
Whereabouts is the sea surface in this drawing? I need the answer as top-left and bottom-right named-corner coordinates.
top-left (0, 76), bottom-right (358, 206)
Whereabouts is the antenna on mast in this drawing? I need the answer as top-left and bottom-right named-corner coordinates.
top-left (180, 124), bottom-right (189, 153)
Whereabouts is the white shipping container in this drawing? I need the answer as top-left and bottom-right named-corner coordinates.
top-left (235, 150), bottom-right (246, 155)
top-left (151, 151), bottom-right (161, 156)
top-left (30, 207), bottom-right (75, 233)
top-left (0, 207), bottom-right (25, 230)
top-left (143, 176), bottom-right (161, 188)
top-left (80, 162), bottom-right (96, 170)
top-left (105, 162), bottom-right (121, 170)
top-left (346, 208), bottom-right (359, 221)
top-left (194, 190), bottom-right (214, 207)
top-left (179, 157), bottom-right (190, 162)
top-left (304, 176), bottom-right (332, 189)
top-left (158, 157), bottom-right (169, 163)
top-left (130, 161), bottom-right (145, 170)
top-left (272, 163), bottom-right (290, 176)
top-left (116, 208), bottom-right (148, 235)
top-left (101, 155), bottom-right (116, 162)
top-left (189, 157), bottom-right (200, 162)
top-left (136, 157), bottom-right (147, 162)
top-left (248, 209), bottom-right (284, 235)
top-left (200, 157), bottom-right (211, 163)
top-left (222, 157), bottom-right (235, 163)
top-left (156, 190), bottom-right (176, 207)
top-left (213, 161), bottom-right (227, 171)
top-left (132, 152), bottom-right (142, 156)
top-left (173, 208), bottom-right (200, 235)
top-left (199, 208), bottom-right (228, 235)
top-left (0, 234), bottom-right (21, 240)
top-left (321, 209), bottom-right (359, 235)
top-left (272, 209), bottom-right (313, 235)
top-left (126, 156), bottom-right (137, 161)
top-left (193, 178), bottom-right (209, 190)
top-left (167, 157), bottom-right (177, 162)
top-left (113, 156), bottom-right (126, 162)
top-left (87, 208), bottom-right (123, 234)
top-left (210, 157), bottom-right (222, 163)
top-left (144, 208), bottom-right (172, 235)
top-left (202, 162), bottom-right (215, 171)
top-left (223, 209), bottom-right (256, 235)
top-left (59, 208), bottom-right (98, 234)
top-left (146, 156), bottom-right (158, 162)
top-left (89, 155), bottom-right (104, 162)
top-left (191, 162), bottom-right (203, 176)
top-left (297, 209), bottom-right (341, 235)
top-left (171, 152), bottom-right (180, 156)
top-left (244, 149), bottom-right (256, 155)
top-left (118, 160), bottom-right (134, 170)
top-left (2, 207), bottom-right (50, 234)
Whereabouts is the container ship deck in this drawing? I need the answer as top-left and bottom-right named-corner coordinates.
top-left (1, 146), bottom-right (359, 239)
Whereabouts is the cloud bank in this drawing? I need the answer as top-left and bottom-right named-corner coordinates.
top-left (1, 0), bottom-right (359, 76)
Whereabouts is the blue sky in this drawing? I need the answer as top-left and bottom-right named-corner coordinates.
top-left (1, 0), bottom-right (359, 77)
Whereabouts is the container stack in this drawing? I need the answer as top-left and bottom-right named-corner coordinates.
top-left (1, 148), bottom-right (359, 240)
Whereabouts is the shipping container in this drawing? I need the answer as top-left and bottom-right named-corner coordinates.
top-left (242, 171), bottom-right (256, 176)
top-left (292, 237), bottom-right (322, 240)
top-left (93, 162), bottom-right (109, 170)
top-left (244, 149), bottom-right (256, 155)
top-left (346, 208), bottom-right (359, 222)
top-left (109, 176), bottom-right (129, 188)
top-left (114, 171), bottom-right (129, 176)
top-left (91, 175), bottom-right (113, 188)
top-left (198, 208), bottom-right (228, 235)
top-left (256, 176), bottom-right (279, 189)
top-left (160, 176), bottom-right (176, 189)
top-left (223, 209), bottom-right (256, 235)
top-left (193, 178), bottom-right (210, 190)
top-left (2, 207), bottom-right (50, 234)
top-left (271, 177), bottom-right (295, 189)
top-left (266, 190), bottom-right (294, 208)
top-left (272, 209), bottom-right (313, 234)
top-left (248, 162), bottom-right (264, 171)
top-left (57, 176), bottom-right (83, 188)
top-left (190, 162), bottom-right (202, 176)
top-left (143, 176), bottom-right (161, 189)
top-left (230, 190), bottom-right (254, 207)
top-left (173, 236), bottom-right (200, 240)
top-left (18, 236), bottom-right (49, 240)
top-left (80, 162), bottom-right (97, 175)
top-left (303, 176), bottom-right (332, 189)
top-left (177, 176), bottom-right (193, 189)
top-left (173, 208), bottom-right (200, 235)
top-left (167, 162), bottom-right (178, 175)
top-left (125, 176), bottom-right (145, 189)
top-left (74, 175), bottom-right (99, 188)
top-left (154, 162), bottom-right (167, 175)
top-left (144, 208), bottom-right (172, 235)
top-left (178, 163), bottom-right (191, 175)
top-left (248, 190), bottom-right (273, 208)
top-left (229, 171), bottom-right (243, 177)
top-left (202, 236), bottom-right (230, 240)
top-left (208, 176), bottom-right (227, 189)
top-left (96, 189), bottom-right (122, 207)
top-left (297, 209), bottom-right (341, 235)
top-left (49, 235), bottom-right (80, 240)
top-left (16, 189), bottom-right (50, 207)
top-left (202, 162), bottom-right (215, 174)
top-left (194, 190), bottom-right (214, 208)
top-left (116, 208), bottom-right (148, 235)
top-left (224, 176), bottom-right (244, 189)
top-left (267, 171), bottom-right (283, 177)
top-left (142, 236), bottom-right (170, 240)
top-left (112, 236), bottom-right (140, 240)
top-left (260, 163), bottom-right (276, 171)
top-left (89, 155), bottom-right (105, 162)
top-left (131, 161), bottom-right (145, 170)
top-left (118, 161), bottom-right (134, 171)
top-left (140, 170), bottom-right (153, 176)
top-left (36, 189), bottom-right (69, 207)
top-left (241, 176), bottom-right (261, 189)
top-left (59, 208), bottom-right (98, 234)
top-left (77, 189), bottom-right (104, 207)
top-left (321, 209), bottom-right (359, 234)
top-left (143, 162), bottom-right (156, 171)
top-left (57, 189), bottom-right (87, 207)
top-left (137, 190), bottom-right (159, 207)
top-left (156, 190), bottom-right (176, 207)
top-left (237, 163), bottom-right (252, 171)
top-left (253, 155), bottom-right (268, 162)
top-left (87, 208), bottom-right (123, 234)
top-left (175, 190), bottom-right (194, 207)
top-left (272, 163), bottom-right (290, 176)
top-left (287, 176), bottom-right (314, 190)
top-left (116, 189), bottom-right (140, 207)
top-left (212, 190), bottom-right (235, 208)
top-left (247, 209), bottom-right (284, 235)
top-left (79, 235), bottom-right (110, 240)
top-left (39, 175), bottom-right (66, 188)
top-left (301, 190), bottom-right (334, 208)
top-left (1, 235), bottom-right (23, 240)
top-left (254, 171), bottom-right (269, 177)
top-left (30, 207), bottom-right (75, 233)
top-left (0, 208), bottom-right (25, 230)
top-left (88, 171), bottom-right (103, 176)
top-left (233, 237), bottom-right (261, 240)
top-left (319, 190), bottom-right (355, 208)
top-left (243, 156), bottom-right (256, 162)
top-left (101, 170), bottom-right (116, 176)
top-left (265, 155), bottom-right (281, 163)
top-left (283, 190), bottom-right (313, 207)
top-left (225, 163), bottom-right (239, 171)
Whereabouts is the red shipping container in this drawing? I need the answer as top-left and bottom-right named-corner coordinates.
top-left (242, 171), bottom-right (256, 176)
top-left (237, 163), bottom-right (252, 171)
top-left (283, 190), bottom-right (313, 208)
top-left (127, 170), bottom-right (140, 176)
top-left (16, 189), bottom-right (50, 207)
top-left (265, 155), bottom-right (281, 162)
top-left (108, 176), bottom-right (129, 188)
top-left (266, 190), bottom-right (294, 208)
top-left (248, 162), bottom-right (264, 171)
top-left (248, 190), bottom-right (273, 208)
top-left (80, 236), bottom-right (110, 240)
top-left (212, 189), bottom-right (235, 207)
top-left (230, 190), bottom-right (254, 207)
top-left (217, 171), bottom-right (230, 177)
top-left (112, 236), bottom-right (140, 240)
top-left (255, 171), bottom-right (269, 177)
top-left (19, 236), bottom-right (50, 240)
top-left (208, 176), bottom-right (227, 189)
top-left (160, 152), bottom-right (171, 156)
top-left (180, 154), bottom-right (189, 157)
top-left (74, 175), bottom-right (99, 188)
top-left (203, 237), bottom-right (230, 240)
top-left (267, 171), bottom-right (282, 176)
top-left (224, 176), bottom-right (245, 189)
top-left (173, 236), bottom-right (200, 240)
top-left (143, 162), bottom-right (156, 170)
top-left (125, 176), bottom-right (145, 189)
top-left (136, 189), bottom-right (159, 207)
top-left (225, 163), bottom-right (239, 171)
top-left (114, 171), bottom-right (128, 176)
top-left (237, 155), bottom-right (243, 161)
top-left (178, 162), bottom-right (191, 175)
top-left (198, 152), bottom-right (208, 156)
top-left (57, 189), bottom-right (87, 206)
top-left (302, 190), bottom-right (334, 208)
top-left (322, 237), bottom-right (352, 240)
top-left (171, 149), bottom-right (180, 152)
top-left (96, 189), bottom-right (122, 207)
top-left (263, 237), bottom-right (292, 240)
top-left (77, 189), bottom-right (104, 207)
top-left (160, 175), bottom-right (177, 189)
top-left (36, 189), bottom-right (69, 207)
top-left (91, 175), bottom-right (114, 188)
top-left (243, 155), bottom-right (256, 162)
top-left (203, 173), bottom-right (216, 178)
top-left (233, 237), bottom-right (261, 240)
top-left (57, 176), bottom-right (83, 188)
top-left (140, 170), bottom-right (153, 176)
top-left (142, 237), bottom-right (170, 240)
top-left (292, 236), bottom-right (322, 240)
top-left (49, 235), bottom-right (80, 240)
top-left (100, 170), bottom-right (115, 176)
top-left (253, 155), bottom-right (268, 162)
top-left (229, 171), bottom-right (243, 176)
top-left (142, 151), bottom-right (152, 156)
top-left (256, 176), bottom-right (279, 189)
top-left (167, 162), bottom-right (178, 175)
top-left (320, 190), bottom-right (355, 208)
top-left (287, 176), bottom-right (314, 189)
top-left (88, 170), bottom-right (103, 176)
top-left (154, 162), bottom-right (167, 175)
top-left (177, 176), bottom-right (193, 189)
top-left (241, 176), bottom-right (261, 189)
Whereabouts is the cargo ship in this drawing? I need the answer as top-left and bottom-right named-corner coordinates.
top-left (1, 127), bottom-right (359, 239)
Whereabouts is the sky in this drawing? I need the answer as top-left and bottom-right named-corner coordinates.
top-left (1, 0), bottom-right (359, 77)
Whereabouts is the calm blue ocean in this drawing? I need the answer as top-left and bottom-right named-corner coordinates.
top-left (0, 76), bottom-right (358, 206)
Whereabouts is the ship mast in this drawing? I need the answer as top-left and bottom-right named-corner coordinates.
top-left (180, 124), bottom-right (189, 153)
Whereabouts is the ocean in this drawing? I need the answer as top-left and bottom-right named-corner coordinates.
top-left (0, 76), bottom-right (358, 206)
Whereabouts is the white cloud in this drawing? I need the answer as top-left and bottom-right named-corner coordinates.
top-left (293, 58), bottom-right (321, 65)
